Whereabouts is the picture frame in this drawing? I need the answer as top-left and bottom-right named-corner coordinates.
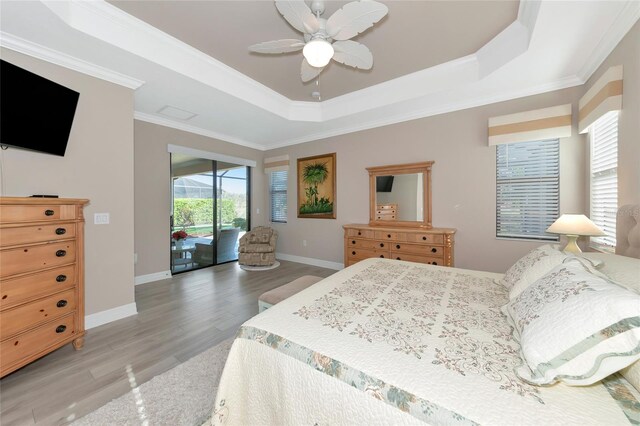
top-left (297, 153), bottom-right (337, 219)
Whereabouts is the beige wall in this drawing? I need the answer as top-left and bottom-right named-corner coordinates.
top-left (133, 120), bottom-right (265, 276)
top-left (265, 87), bottom-right (587, 273)
top-left (0, 49), bottom-right (135, 316)
top-left (584, 21), bottom-right (639, 207)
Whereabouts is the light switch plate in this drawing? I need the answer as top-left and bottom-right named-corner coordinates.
top-left (94, 213), bottom-right (110, 225)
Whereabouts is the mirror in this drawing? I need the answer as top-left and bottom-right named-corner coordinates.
top-left (375, 173), bottom-right (424, 222)
top-left (367, 162), bottom-right (433, 228)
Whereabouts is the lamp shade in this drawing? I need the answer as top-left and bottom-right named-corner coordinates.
top-left (303, 39), bottom-right (334, 68)
top-left (546, 214), bottom-right (606, 236)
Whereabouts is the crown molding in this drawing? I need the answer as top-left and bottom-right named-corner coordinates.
top-left (133, 111), bottom-right (266, 151)
top-left (265, 75), bottom-right (584, 150)
top-left (576, 1), bottom-right (640, 83)
top-left (42, 0), bottom-right (303, 120)
top-left (0, 31), bottom-right (145, 89)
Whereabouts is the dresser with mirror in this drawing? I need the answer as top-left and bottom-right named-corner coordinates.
top-left (343, 162), bottom-right (456, 267)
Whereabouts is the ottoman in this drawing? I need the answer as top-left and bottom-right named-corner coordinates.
top-left (258, 275), bottom-right (323, 312)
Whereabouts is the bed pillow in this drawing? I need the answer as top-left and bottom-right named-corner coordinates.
top-left (581, 252), bottom-right (640, 392)
top-left (503, 258), bottom-right (640, 386)
top-left (581, 252), bottom-right (640, 294)
top-left (502, 244), bottom-right (569, 299)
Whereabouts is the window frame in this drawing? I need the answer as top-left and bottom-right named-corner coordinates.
top-left (269, 170), bottom-right (288, 224)
top-left (589, 111), bottom-right (618, 252)
top-left (495, 138), bottom-right (560, 242)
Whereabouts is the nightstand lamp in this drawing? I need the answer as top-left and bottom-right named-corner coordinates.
top-left (546, 214), bottom-right (605, 253)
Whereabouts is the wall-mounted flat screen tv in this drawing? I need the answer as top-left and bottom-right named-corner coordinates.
top-left (376, 175), bottom-right (394, 192)
top-left (1, 60), bottom-right (80, 157)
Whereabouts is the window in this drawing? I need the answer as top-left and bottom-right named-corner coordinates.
top-left (496, 139), bottom-right (560, 240)
top-left (270, 170), bottom-right (287, 223)
top-left (589, 111), bottom-right (618, 249)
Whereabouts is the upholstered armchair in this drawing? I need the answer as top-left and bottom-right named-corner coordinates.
top-left (238, 226), bottom-right (278, 266)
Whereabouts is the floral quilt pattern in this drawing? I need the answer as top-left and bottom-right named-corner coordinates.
top-left (293, 260), bottom-right (544, 403)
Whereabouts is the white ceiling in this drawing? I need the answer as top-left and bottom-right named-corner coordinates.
top-left (1, 1), bottom-right (638, 151)
top-left (107, 1), bottom-right (518, 101)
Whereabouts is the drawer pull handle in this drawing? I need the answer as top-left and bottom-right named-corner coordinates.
top-left (56, 250), bottom-right (67, 257)
top-left (352, 251), bottom-right (356, 255)
top-left (55, 228), bottom-right (67, 235)
top-left (56, 300), bottom-right (68, 308)
top-left (432, 262), bottom-right (438, 265)
top-left (56, 325), bottom-right (67, 333)
top-left (352, 240), bottom-right (356, 244)
top-left (379, 255), bottom-right (384, 258)
top-left (379, 243), bottom-right (384, 248)
top-left (396, 257), bottom-right (401, 260)
top-left (387, 234), bottom-right (391, 238)
top-left (396, 244), bottom-right (401, 249)
top-left (45, 209), bottom-right (55, 216)
top-left (56, 274), bottom-right (67, 282)
top-left (431, 248), bottom-right (437, 253)
top-left (358, 231), bottom-right (362, 236)
top-left (422, 236), bottom-right (427, 241)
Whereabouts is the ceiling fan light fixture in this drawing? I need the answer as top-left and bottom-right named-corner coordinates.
top-left (303, 39), bottom-right (334, 68)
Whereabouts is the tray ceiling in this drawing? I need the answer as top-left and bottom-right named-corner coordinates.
top-left (1, 0), bottom-right (637, 150)
top-left (108, 1), bottom-right (518, 101)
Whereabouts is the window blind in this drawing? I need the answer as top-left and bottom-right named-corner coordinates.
top-left (270, 170), bottom-right (288, 223)
top-left (496, 139), bottom-right (560, 241)
top-left (590, 111), bottom-right (618, 248)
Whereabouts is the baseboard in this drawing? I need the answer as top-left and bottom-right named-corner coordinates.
top-left (85, 302), bottom-right (138, 330)
top-left (276, 253), bottom-right (344, 270)
top-left (134, 270), bottom-right (172, 285)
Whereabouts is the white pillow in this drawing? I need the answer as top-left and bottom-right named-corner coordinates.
top-left (581, 252), bottom-right (640, 391)
top-left (581, 252), bottom-right (640, 294)
top-left (502, 244), bottom-right (569, 299)
top-left (503, 258), bottom-right (640, 386)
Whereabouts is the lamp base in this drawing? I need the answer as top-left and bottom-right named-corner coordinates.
top-left (562, 235), bottom-right (582, 253)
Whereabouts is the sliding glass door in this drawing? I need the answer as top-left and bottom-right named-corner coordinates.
top-left (170, 154), bottom-right (250, 273)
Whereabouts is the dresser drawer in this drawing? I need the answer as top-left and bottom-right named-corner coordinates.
top-left (0, 205), bottom-right (66, 223)
top-left (346, 229), bottom-right (374, 239)
top-left (1, 289), bottom-right (76, 337)
top-left (374, 231), bottom-right (400, 241)
top-left (390, 253), bottom-right (443, 265)
top-left (0, 241), bottom-right (76, 278)
top-left (1, 314), bottom-right (76, 373)
top-left (402, 233), bottom-right (445, 244)
top-left (1, 265), bottom-right (76, 310)
top-left (375, 212), bottom-right (396, 220)
top-left (346, 238), bottom-right (389, 250)
top-left (390, 242), bottom-right (444, 257)
top-left (347, 248), bottom-right (390, 260)
top-left (0, 223), bottom-right (76, 247)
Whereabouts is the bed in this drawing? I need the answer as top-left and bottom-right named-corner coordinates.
top-left (208, 206), bottom-right (640, 425)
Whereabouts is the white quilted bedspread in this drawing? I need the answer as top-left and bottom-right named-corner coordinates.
top-left (208, 259), bottom-right (639, 425)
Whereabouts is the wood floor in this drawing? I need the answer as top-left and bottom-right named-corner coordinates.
top-left (0, 260), bottom-right (335, 425)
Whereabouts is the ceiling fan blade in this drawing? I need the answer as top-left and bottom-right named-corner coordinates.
top-left (249, 39), bottom-right (305, 54)
top-left (332, 40), bottom-right (373, 69)
top-left (275, 1), bottom-right (320, 34)
top-left (301, 58), bottom-right (324, 82)
top-left (325, 0), bottom-right (388, 41)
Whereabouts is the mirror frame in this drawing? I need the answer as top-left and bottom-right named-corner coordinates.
top-left (367, 161), bottom-right (433, 228)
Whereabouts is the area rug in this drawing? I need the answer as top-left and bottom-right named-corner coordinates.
top-left (73, 339), bottom-right (233, 426)
top-left (239, 260), bottom-right (280, 271)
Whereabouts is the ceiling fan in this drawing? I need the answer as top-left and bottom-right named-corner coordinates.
top-left (249, 0), bottom-right (388, 82)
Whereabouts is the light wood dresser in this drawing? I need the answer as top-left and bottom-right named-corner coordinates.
top-left (0, 197), bottom-right (88, 377)
top-left (343, 224), bottom-right (456, 267)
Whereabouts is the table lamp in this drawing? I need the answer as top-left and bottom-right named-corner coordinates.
top-left (546, 214), bottom-right (606, 253)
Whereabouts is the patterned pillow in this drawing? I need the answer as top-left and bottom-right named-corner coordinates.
top-left (502, 244), bottom-right (568, 299)
top-left (503, 258), bottom-right (640, 386)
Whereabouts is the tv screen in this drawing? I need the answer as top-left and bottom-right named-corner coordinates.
top-left (376, 175), bottom-right (394, 192)
top-left (1, 60), bottom-right (79, 156)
